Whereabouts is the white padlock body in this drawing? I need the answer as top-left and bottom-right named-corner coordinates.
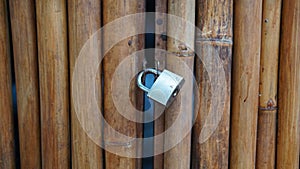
top-left (147, 69), bottom-right (184, 106)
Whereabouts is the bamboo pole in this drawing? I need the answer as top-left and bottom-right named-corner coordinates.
top-left (102, 1), bottom-right (145, 168)
top-left (68, 1), bottom-right (103, 168)
top-left (256, 0), bottom-right (281, 168)
top-left (36, 0), bottom-right (70, 168)
top-left (0, 0), bottom-right (16, 168)
top-left (230, 0), bottom-right (262, 168)
top-left (155, 0), bottom-right (167, 52)
top-left (8, 0), bottom-right (41, 168)
top-left (154, 1), bottom-right (167, 168)
top-left (164, 0), bottom-right (195, 168)
top-left (192, 0), bottom-right (233, 168)
top-left (276, 0), bottom-right (300, 168)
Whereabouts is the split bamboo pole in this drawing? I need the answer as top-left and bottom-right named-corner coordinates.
top-left (276, 0), bottom-right (300, 168)
top-left (164, 0), bottom-right (195, 168)
top-left (192, 0), bottom-right (233, 168)
top-left (230, 0), bottom-right (262, 168)
top-left (256, 0), bottom-right (281, 168)
top-left (9, 0), bottom-right (41, 168)
top-left (0, 0), bottom-right (16, 168)
top-left (36, 0), bottom-right (70, 168)
top-left (68, 1), bottom-right (103, 168)
top-left (102, 1), bottom-right (145, 168)
top-left (154, 0), bottom-right (167, 168)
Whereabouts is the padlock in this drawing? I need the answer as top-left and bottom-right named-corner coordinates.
top-left (137, 68), bottom-right (185, 106)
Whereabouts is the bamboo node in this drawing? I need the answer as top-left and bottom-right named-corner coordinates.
top-left (169, 43), bottom-right (194, 57)
top-left (104, 140), bottom-right (133, 148)
top-left (258, 99), bottom-right (277, 111)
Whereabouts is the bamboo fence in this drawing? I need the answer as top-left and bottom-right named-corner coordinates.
top-left (36, 0), bottom-right (70, 168)
top-left (0, 0), bottom-right (299, 169)
top-left (230, 0), bottom-right (262, 168)
top-left (68, 0), bottom-right (103, 168)
top-left (0, 0), bottom-right (16, 168)
top-left (276, 0), bottom-right (300, 168)
top-left (102, 0), bottom-right (145, 169)
top-left (256, 0), bottom-right (281, 168)
top-left (192, 0), bottom-right (232, 168)
top-left (9, 0), bottom-right (41, 168)
top-left (154, 1), bottom-right (167, 169)
top-left (163, 0), bottom-right (195, 169)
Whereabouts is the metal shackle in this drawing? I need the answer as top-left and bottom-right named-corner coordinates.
top-left (137, 68), bottom-right (161, 93)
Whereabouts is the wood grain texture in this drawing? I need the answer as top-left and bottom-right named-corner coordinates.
top-left (155, 0), bottom-right (167, 54)
top-left (256, 0), bottom-right (281, 168)
top-left (230, 0), bottom-right (262, 168)
top-left (36, 0), bottom-right (70, 168)
top-left (276, 0), bottom-right (300, 168)
top-left (9, 1), bottom-right (41, 168)
top-left (164, 0), bottom-right (195, 168)
top-left (154, 1), bottom-right (167, 169)
top-left (0, 0), bottom-right (16, 168)
top-left (68, 0), bottom-right (103, 168)
top-left (102, 0), bottom-right (145, 168)
top-left (192, 0), bottom-right (233, 168)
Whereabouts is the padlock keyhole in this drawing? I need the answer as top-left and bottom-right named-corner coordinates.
top-left (172, 88), bottom-right (179, 97)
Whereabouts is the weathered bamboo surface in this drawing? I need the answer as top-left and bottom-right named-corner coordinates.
top-left (276, 0), bottom-right (300, 168)
top-left (0, 0), bottom-right (16, 168)
top-left (256, 0), bottom-right (281, 168)
top-left (230, 0), bottom-right (262, 168)
top-left (9, 0), bottom-right (41, 168)
top-left (192, 0), bottom-right (233, 168)
top-left (103, 0), bottom-right (145, 168)
top-left (68, 0), bottom-right (103, 169)
top-left (154, 0), bottom-right (167, 168)
top-left (2, 1), bottom-right (300, 168)
top-left (164, 0), bottom-right (195, 169)
top-left (36, 0), bottom-right (70, 168)
top-left (155, 0), bottom-right (167, 54)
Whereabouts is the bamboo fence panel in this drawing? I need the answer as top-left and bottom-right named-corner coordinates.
top-left (192, 0), bottom-right (233, 168)
top-left (0, 1), bottom-right (300, 168)
top-left (36, 0), bottom-right (70, 168)
top-left (0, 0), bottom-right (16, 168)
top-left (276, 0), bottom-right (300, 168)
top-left (164, 0), bottom-right (195, 168)
top-left (256, 0), bottom-right (281, 168)
top-left (68, 0), bottom-right (103, 168)
top-left (154, 0), bottom-right (167, 168)
top-left (230, 0), bottom-right (262, 168)
top-left (102, 0), bottom-right (145, 168)
top-left (9, 0), bottom-right (41, 168)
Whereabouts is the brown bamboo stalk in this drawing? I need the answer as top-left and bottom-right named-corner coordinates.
top-left (102, 1), bottom-right (145, 168)
top-left (154, 1), bottom-right (167, 169)
top-left (192, 0), bottom-right (233, 168)
top-left (9, 1), bottom-right (41, 168)
top-left (276, 0), bottom-right (300, 168)
top-left (68, 1), bottom-right (103, 168)
top-left (36, 0), bottom-right (70, 168)
top-left (230, 0), bottom-right (262, 168)
top-left (0, 0), bottom-right (16, 168)
top-left (155, 0), bottom-right (167, 52)
top-left (255, 0), bottom-right (281, 168)
top-left (164, 0), bottom-right (195, 168)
